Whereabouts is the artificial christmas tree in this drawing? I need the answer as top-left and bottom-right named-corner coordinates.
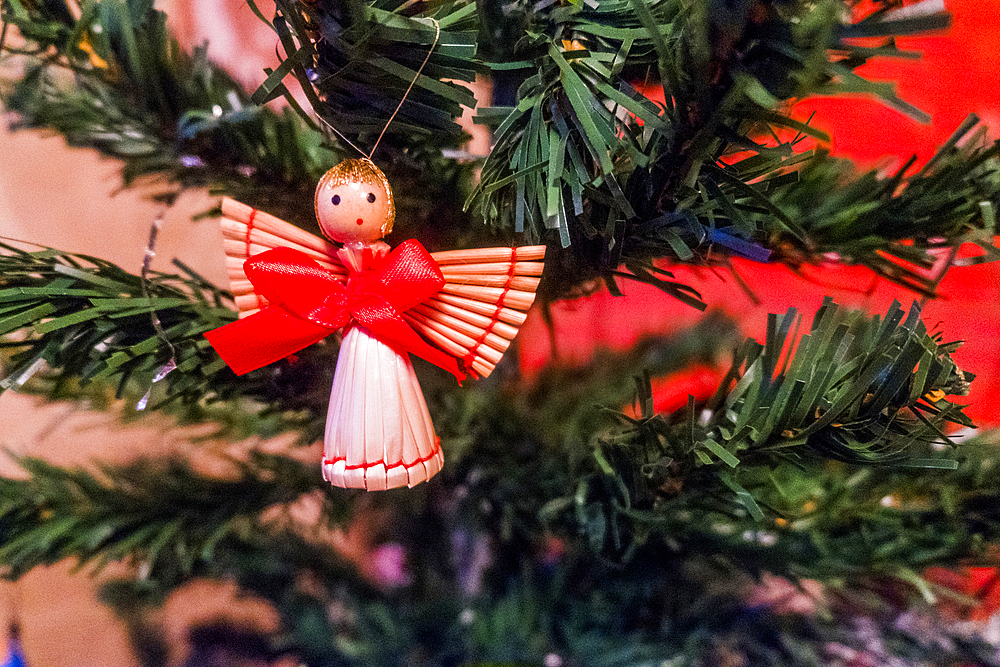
top-left (2, 0), bottom-right (1000, 665)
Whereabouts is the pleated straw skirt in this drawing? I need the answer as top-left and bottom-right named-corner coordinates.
top-left (322, 324), bottom-right (444, 490)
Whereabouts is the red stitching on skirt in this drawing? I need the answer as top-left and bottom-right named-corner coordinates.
top-left (322, 438), bottom-right (441, 470)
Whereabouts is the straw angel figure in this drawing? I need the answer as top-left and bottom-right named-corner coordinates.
top-left (205, 159), bottom-right (546, 490)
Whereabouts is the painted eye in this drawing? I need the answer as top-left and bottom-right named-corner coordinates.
top-left (331, 195), bottom-right (341, 205)
top-left (367, 192), bottom-right (376, 203)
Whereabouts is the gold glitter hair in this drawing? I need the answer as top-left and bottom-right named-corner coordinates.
top-left (314, 158), bottom-right (396, 235)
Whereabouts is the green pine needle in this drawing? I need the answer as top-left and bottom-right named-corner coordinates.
top-left (562, 298), bottom-right (977, 565)
top-left (1, 0), bottom-right (337, 222)
top-left (0, 241), bottom-right (334, 443)
top-left (0, 450), bottom-right (346, 578)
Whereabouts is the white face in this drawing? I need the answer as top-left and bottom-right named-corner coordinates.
top-left (316, 174), bottom-right (392, 244)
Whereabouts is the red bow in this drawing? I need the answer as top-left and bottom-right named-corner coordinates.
top-left (205, 240), bottom-right (464, 380)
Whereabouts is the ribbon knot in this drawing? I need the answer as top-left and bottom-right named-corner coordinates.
top-left (323, 292), bottom-right (347, 311)
top-left (205, 240), bottom-right (464, 381)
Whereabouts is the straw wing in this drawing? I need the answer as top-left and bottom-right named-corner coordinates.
top-left (219, 197), bottom-right (347, 318)
top-left (219, 197), bottom-right (546, 379)
top-left (411, 245), bottom-right (547, 379)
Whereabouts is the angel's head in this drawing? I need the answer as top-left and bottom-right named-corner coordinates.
top-left (314, 159), bottom-right (395, 243)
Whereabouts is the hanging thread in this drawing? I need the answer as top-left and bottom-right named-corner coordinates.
top-left (369, 17), bottom-right (441, 159)
top-left (318, 18), bottom-right (441, 160)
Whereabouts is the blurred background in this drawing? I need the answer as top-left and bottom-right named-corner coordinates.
top-left (0, 0), bottom-right (997, 664)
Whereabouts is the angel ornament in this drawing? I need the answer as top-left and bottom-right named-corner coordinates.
top-left (205, 159), bottom-right (545, 490)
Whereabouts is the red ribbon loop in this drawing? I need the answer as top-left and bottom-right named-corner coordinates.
top-left (205, 240), bottom-right (464, 381)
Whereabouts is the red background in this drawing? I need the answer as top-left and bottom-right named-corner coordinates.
top-left (520, 0), bottom-right (1000, 427)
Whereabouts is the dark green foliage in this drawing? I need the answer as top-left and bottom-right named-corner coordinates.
top-left (2, 392), bottom-right (1000, 666)
top-left (558, 299), bottom-right (975, 562)
top-left (457, 0), bottom-right (998, 302)
top-left (5, 1), bottom-right (1000, 665)
top-left (0, 242), bottom-right (974, 549)
top-left (1, 0), bottom-right (336, 221)
top-left (5, 0), bottom-right (1000, 302)
top-left (266, 0), bottom-right (999, 302)
top-left (0, 282), bottom-right (997, 664)
top-left (0, 451), bottom-right (376, 665)
top-left (265, 0), bottom-right (478, 154)
top-left (0, 241), bottom-right (335, 442)
top-left (0, 451), bottom-right (348, 578)
top-left (770, 117), bottom-right (1000, 294)
top-left (0, 241), bottom-right (232, 397)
